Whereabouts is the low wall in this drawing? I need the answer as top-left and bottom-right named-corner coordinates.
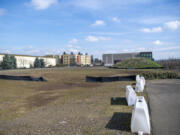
top-left (86, 75), bottom-right (136, 82)
top-left (0, 75), bottom-right (47, 81)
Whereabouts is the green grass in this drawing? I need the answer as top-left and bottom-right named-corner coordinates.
top-left (115, 58), bottom-right (162, 69)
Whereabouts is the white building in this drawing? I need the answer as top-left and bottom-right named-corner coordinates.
top-left (0, 54), bottom-right (56, 68)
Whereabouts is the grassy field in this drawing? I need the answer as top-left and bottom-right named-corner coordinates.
top-left (0, 68), bottom-right (148, 135)
top-left (115, 58), bottom-right (162, 69)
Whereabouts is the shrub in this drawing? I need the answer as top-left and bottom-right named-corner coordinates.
top-left (139, 71), bottom-right (179, 80)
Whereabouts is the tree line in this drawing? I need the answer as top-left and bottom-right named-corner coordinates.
top-left (0, 54), bottom-right (45, 69)
top-left (156, 58), bottom-right (180, 69)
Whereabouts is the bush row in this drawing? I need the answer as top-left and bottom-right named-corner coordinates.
top-left (139, 71), bottom-right (179, 80)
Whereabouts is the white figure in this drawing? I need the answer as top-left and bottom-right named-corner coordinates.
top-left (126, 85), bottom-right (137, 106)
top-left (135, 79), bottom-right (144, 92)
top-left (141, 76), bottom-right (146, 86)
top-left (136, 75), bottom-right (140, 82)
top-left (131, 96), bottom-right (150, 134)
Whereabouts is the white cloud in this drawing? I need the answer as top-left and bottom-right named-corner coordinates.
top-left (85, 36), bottom-right (111, 42)
top-left (86, 36), bottom-right (99, 42)
top-left (141, 27), bottom-right (162, 33)
top-left (66, 38), bottom-right (80, 53)
top-left (112, 17), bottom-right (120, 23)
top-left (153, 40), bottom-right (162, 45)
top-left (151, 27), bottom-right (163, 32)
top-left (141, 28), bottom-right (151, 33)
top-left (0, 49), bottom-right (11, 54)
top-left (121, 48), bottom-right (147, 53)
top-left (30, 0), bottom-right (58, 10)
top-left (68, 38), bottom-right (78, 44)
top-left (0, 8), bottom-right (5, 16)
top-left (92, 20), bottom-right (105, 26)
top-left (164, 20), bottom-right (180, 30)
top-left (69, 48), bottom-right (78, 53)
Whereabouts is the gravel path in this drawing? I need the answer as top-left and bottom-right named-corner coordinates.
top-left (147, 79), bottom-right (180, 135)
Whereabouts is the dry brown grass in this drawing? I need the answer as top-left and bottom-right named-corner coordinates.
top-left (0, 68), bottom-right (148, 135)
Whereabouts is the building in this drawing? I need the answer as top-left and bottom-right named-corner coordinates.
top-left (0, 52), bottom-right (92, 68)
top-left (85, 54), bottom-right (91, 65)
top-left (103, 52), bottom-right (153, 66)
top-left (80, 55), bottom-right (86, 65)
top-left (0, 53), bottom-right (57, 68)
top-left (70, 53), bottom-right (76, 66)
top-left (45, 55), bottom-right (61, 64)
top-left (139, 52), bottom-right (153, 60)
top-left (61, 53), bottom-right (70, 65)
top-left (79, 54), bottom-right (91, 66)
top-left (76, 54), bottom-right (81, 65)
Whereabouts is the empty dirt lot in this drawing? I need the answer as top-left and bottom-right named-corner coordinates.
top-left (0, 68), bottom-right (147, 135)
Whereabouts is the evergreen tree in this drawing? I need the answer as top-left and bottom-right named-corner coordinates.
top-left (40, 59), bottom-right (45, 68)
top-left (30, 64), bottom-right (33, 68)
top-left (34, 58), bottom-right (45, 68)
top-left (91, 55), bottom-right (94, 63)
top-left (10, 55), bottom-right (16, 69)
top-left (34, 57), bottom-right (40, 68)
top-left (1, 54), bottom-right (17, 69)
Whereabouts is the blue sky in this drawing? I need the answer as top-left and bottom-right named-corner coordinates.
top-left (0, 0), bottom-right (180, 59)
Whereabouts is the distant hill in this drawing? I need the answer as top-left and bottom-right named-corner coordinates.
top-left (114, 58), bottom-right (162, 69)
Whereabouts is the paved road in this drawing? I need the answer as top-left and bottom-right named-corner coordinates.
top-left (147, 80), bottom-right (180, 135)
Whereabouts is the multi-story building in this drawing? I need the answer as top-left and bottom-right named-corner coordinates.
top-left (0, 53), bottom-right (57, 68)
top-left (76, 54), bottom-right (81, 65)
top-left (0, 52), bottom-right (92, 68)
top-left (103, 52), bottom-right (153, 66)
top-left (85, 54), bottom-right (91, 65)
top-left (61, 53), bottom-right (70, 65)
top-left (70, 53), bottom-right (76, 66)
top-left (80, 55), bottom-right (86, 65)
top-left (79, 54), bottom-right (91, 66)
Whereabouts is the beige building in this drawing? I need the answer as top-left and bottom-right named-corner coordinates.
top-left (61, 54), bottom-right (70, 65)
top-left (80, 55), bottom-right (86, 65)
top-left (0, 54), bottom-right (57, 68)
top-left (80, 54), bottom-right (91, 66)
top-left (61, 53), bottom-right (91, 66)
top-left (85, 55), bottom-right (91, 65)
